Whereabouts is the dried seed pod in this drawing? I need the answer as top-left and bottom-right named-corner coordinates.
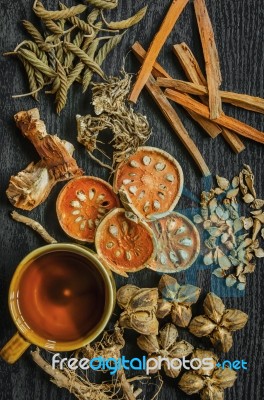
top-left (200, 385), bottom-right (224, 400)
top-left (116, 284), bottom-right (139, 309)
top-left (156, 299), bottom-right (172, 319)
top-left (159, 323), bottom-right (178, 349)
top-left (56, 176), bottom-right (119, 242)
top-left (95, 208), bottom-right (156, 276)
top-left (171, 303), bottom-right (193, 327)
top-left (137, 334), bottom-right (159, 354)
top-left (220, 309), bottom-right (248, 331)
top-left (147, 212), bottom-right (200, 273)
top-left (212, 367), bottom-right (237, 389)
top-left (191, 349), bottom-right (218, 376)
top-left (114, 147), bottom-right (183, 219)
top-left (158, 274), bottom-right (180, 300)
top-left (178, 372), bottom-right (205, 395)
top-left (210, 327), bottom-right (233, 352)
top-left (189, 316), bottom-right (216, 337)
top-left (203, 293), bottom-right (225, 324)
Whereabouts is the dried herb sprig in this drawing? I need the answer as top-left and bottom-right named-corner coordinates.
top-left (188, 292), bottom-right (248, 352)
top-left (137, 323), bottom-right (193, 378)
top-left (33, 1), bottom-right (87, 20)
top-left (179, 349), bottom-right (237, 399)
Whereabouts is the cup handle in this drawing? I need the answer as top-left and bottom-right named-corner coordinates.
top-left (0, 332), bottom-right (30, 364)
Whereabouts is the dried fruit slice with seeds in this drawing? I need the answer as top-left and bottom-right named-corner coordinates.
top-left (95, 208), bottom-right (156, 276)
top-left (56, 176), bottom-right (119, 242)
top-left (113, 146), bottom-right (183, 219)
top-left (146, 212), bottom-right (200, 273)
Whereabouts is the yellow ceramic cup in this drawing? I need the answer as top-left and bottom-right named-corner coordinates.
top-left (0, 243), bottom-right (116, 364)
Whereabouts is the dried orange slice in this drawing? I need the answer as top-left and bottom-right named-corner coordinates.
top-left (113, 146), bottom-right (183, 220)
top-left (147, 212), bottom-right (200, 273)
top-left (56, 176), bottom-right (119, 242)
top-left (95, 208), bottom-right (156, 276)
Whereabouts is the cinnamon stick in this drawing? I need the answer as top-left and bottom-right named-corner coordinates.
top-left (132, 41), bottom-right (221, 139)
top-left (131, 43), bottom-right (211, 177)
top-left (128, 0), bottom-right (189, 103)
top-left (165, 89), bottom-right (264, 144)
top-left (193, 0), bottom-right (222, 119)
top-left (173, 42), bottom-right (245, 153)
top-left (157, 78), bottom-right (264, 114)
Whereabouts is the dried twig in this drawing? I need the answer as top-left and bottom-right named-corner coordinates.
top-left (11, 211), bottom-right (58, 244)
top-left (129, 0), bottom-right (189, 103)
top-left (194, 0), bottom-right (222, 119)
top-left (131, 42), bottom-right (211, 177)
top-left (157, 78), bottom-right (264, 114)
top-left (165, 89), bottom-right (264, 144)
top-left (173, 42), bottom-right (246, 153)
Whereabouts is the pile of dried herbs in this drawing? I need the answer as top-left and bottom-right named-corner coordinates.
top-left (193, 165), bottom-right (264, 290)
top-left (5, 0), bottom-right (147, 113)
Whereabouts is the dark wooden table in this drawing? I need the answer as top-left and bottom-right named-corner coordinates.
top-left (0, 0), bottom-right (263, 399)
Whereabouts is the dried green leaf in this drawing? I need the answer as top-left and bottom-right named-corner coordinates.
top-left (210, 327), bottom-right (233, 352)
top-left (106, 5), bottom-right (148, 29)
top-left (204, 219), bottom-right (212, 229)
top-left (243, 263), bottom-right (256, 274)
top-left (204, 251), bottom-right (214, 265)
top-left (205, 237), bottom-right (217, 249)
top-left (254, 247), bottom-right (264, 258)
top-left (207, 227), bottom-right (222, 237)
top-left (221, 309), bottom-right (248, 331)
top-left (203, 293), bottom-right (225, 323)
top-left (217, 248), bottom-right (232, 270)
top-left (221, 232), bottom-right (229, 243)
top-left (214, 187), bottom-right (224, 195)
top-left (179, 372), bottom-right (205, 395)
top-left (189, 315), bottom-right (216, 337)
top-left (226, 274), bottom-right (237, 287)
top-left (233, 218), bottom-right (243, 233)
top-left (225, 241), bottom-right (234, 250)
top-left (231, 176), bottom-right (239, 188)
top-left (216, 175), bottom-right (230, 190)
top-left (193, 214), bottom-right (203, 224)
top-left (226, 187), bottom-right (239, 199)
top-left (209, 198), bottom-right (218, 213)
top-left (237, 282), bottom-right (246, 291)
top-left (212, 268), bottom-right (226, 278)
top-left (215, 206), bottom-right (224, 219)
top-left (252, 199), bottom-right (264, 209)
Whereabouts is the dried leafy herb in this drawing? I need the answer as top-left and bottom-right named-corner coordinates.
top-left (189, 293), bottom-right (248, 352)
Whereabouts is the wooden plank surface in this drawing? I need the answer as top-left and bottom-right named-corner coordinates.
top-left (0, 0), bottom-right (263, 399)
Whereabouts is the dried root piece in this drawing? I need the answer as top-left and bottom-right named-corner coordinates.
top-left (76, 71), bottom-right (151, 170)
top-left (157, 275), bottom-right (201, 327)
top-left (6, 109), bottom-right (83, 210)
top-left (179, 349), bottom-right (237, 399)
top-left (137, 323), bottom-right (193, 378)
top-left (56, 176), bottom-right (119, 242)
top-left (117, 285), bottom-right (159, 334)
top-left (11, 211), bottom-right (57, 243)
top-left (189, 293), bottom-right (248, 352)
top-left (95, 208), bottom-right (156, 276)
top-left (113, 146), bottom-right (183, 220)
top-left (147, 212), bottom-right (200, 273)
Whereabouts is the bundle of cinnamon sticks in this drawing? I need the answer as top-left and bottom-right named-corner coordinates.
top-left (129, 0), bottom-right (264, 176)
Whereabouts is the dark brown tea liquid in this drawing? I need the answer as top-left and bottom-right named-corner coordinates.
top-left (18, 251), bottom-right (106, 342)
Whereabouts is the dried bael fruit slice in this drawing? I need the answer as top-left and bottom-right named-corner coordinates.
top-left (147, 212), bottom-right (200, 273)
top-left (95, 208), bottom-right (156, 276)
top-left (56, 176), bottom-right (119, 242)
top-left (113, 146), bottom-right (184, 219)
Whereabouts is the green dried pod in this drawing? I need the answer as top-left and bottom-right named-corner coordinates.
top-left (211, 367), bottom-right (237, 389)
top-left (18, 48), bottom-right (56, 78)
top-left (106, 5), bottom-right (147, 29)
top-left (179, 372), bottom-right (205, 395)
top-left (203, 293), bottom-right (225, 324)
top-left (116, 284), bottom-right (139, 309)
top-left (85, 0), bottom-right (118, 10)
top-left (55, 59), bottom-right (68, 113)
top-left (95, 31), bottom-right (126, 66)
top-left (210, 327), bottom-right (233, 352)
top-left (171, 303), bottom-right (193, 328)
top-left (59, 2), bottom-right (93, 34)
top-left (159, 323), bottom-right (178, 349)
top-left (33, 1), bottom-right (87, 21)
top-left (201, 384), bottom-right (224, 400)
top-left (189, 315), bottom-right (216, 337)
top-left (220, 309), bottom-right (248, 331)
top-left (22, 20), bottom-right (51, 52)
top-left (42, 18), bottom-right (64, 35)
top-left (137, 334), bottom-right (159, 354)
top-left (18, 56), bottom-right (39, 100)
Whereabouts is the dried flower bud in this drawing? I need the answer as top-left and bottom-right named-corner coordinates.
top-left (171, 302), bottom-right (192, 327)
top-left (179, 372), bottom-right (205, 395)
top-left (210, 327), bottom-right (233, 353)
top-left (116, 284), bottom-right (139, 309)
top-left (203, 293), bottom-right (225, 324)
top-left (189, 316), bottom-right (216, 337)
top-left (211, 367), bottom-right (237, 389)
top-left (220, 309), bottom-right (248, 331)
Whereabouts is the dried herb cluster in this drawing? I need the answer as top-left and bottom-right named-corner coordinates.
top-left (5, 1), bottom-right (147, 113)
top-left (194, 165), bottom-right (264, 290)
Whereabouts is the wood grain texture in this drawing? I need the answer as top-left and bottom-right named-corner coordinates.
top-left (0, 0), bottom-right (263, 399)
